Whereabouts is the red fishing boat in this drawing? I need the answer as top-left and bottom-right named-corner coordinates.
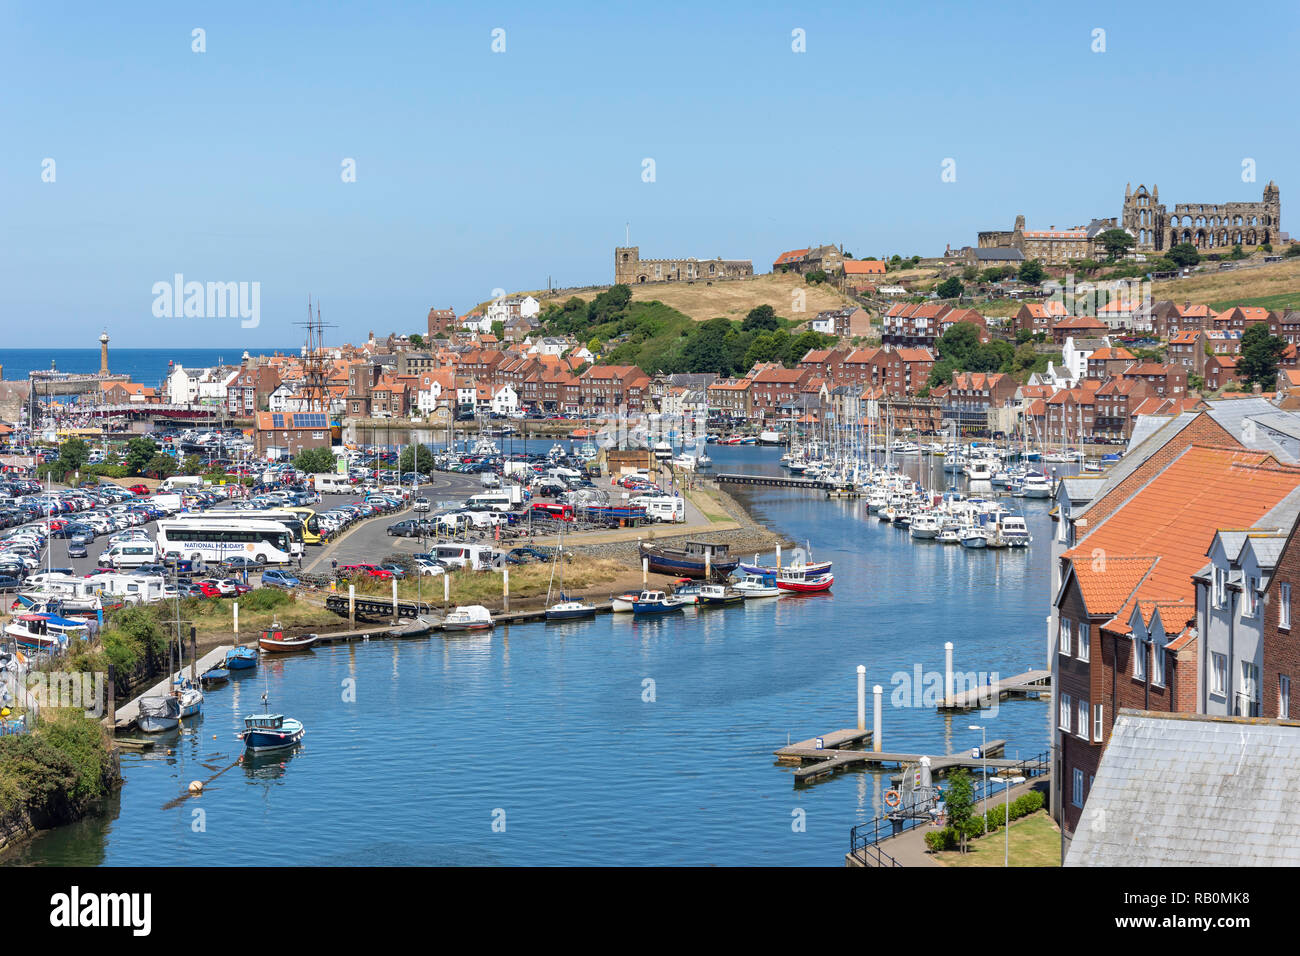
top-left (775, 567), bottom-right (834, 593)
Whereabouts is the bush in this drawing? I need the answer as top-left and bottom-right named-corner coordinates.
top-left (241, 588), bottom-right (292, 612)
top-left (924, 829), bottom-right (956, 852)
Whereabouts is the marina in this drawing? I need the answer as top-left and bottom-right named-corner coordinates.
top-left (7, 444), bottom-right (1060, 867)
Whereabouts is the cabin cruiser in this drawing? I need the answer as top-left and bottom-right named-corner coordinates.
top-left (1022, 473), bottom-right (1053, 498)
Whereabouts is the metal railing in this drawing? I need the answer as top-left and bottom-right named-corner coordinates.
top-left (848, 750), bottom-right (1050, 867)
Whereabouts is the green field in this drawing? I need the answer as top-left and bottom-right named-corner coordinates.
top-left (1208, 291), bottom-right (1300, 312)
top-left (933, 811), bottom-right (1061, 867)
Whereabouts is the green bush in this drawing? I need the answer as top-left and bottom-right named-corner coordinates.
top-left (241, 588), bottom-right (292, 612)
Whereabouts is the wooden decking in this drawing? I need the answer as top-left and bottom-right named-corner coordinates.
top-left (113, 644), bottom-right (232, 730)
top-left (775, 729), bottom-right (1009, 784)
top-left (937, 670), bottom-right (1051, 710)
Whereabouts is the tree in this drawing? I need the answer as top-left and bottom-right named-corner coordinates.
top-left (295, 447), bottom-right (338, 475)
top-left (1238, 323), bottom-right (1288, 390)
top-left (961, 265), bottom-right (979, 282)
top-left (490, 320), bottom-right (506, 340)
top-left (804, 270), bottom-right (829, 285)
top-left (944, 768), bottom-right (977, 853)
top-left (742, 304), bottom-right (779, 332)
top-left (680, 317), bottom-right (733, 374)
top-left (1167, 243), bottom-right (1200, 268)
top-left (179, 455), bottom-right (202, 475)
top-left (398, 445), bottom-right (438, 475)
top-left (1098, 228), bottom-right (1136, 261)
top-left (936, 321), bottom-right (981, 367)
top-left (409, 333), bottom-right (425, 349)
top-left (936, 277), bottom-right (963, 300)
top-left (58, 437), bottom-right (90, 473)
top-left (124, 437), bottom-right (157, 476)
top-left (146, 454), bottom-right (176, 479)
top-left (1286, 244), bottom-right (1300, 259)
top-left (1018, 259), bottom-right (1045, 285)
top-left (1228, 244), bottom-right (1247, 261)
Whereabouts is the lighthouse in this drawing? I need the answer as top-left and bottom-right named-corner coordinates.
top-left (99, 330), bottom-right (110, 376)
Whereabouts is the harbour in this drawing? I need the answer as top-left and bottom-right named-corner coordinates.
top-left (4, 444), bottom-right (1060, 867)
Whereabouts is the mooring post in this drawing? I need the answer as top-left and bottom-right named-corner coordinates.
top-left (503, 566), bottom-right (510, 612)
top-left (776, 544), bottom-right (782, 570)
top-left (349, 583), bottom-right (356, 625)
top-left (873, 685), bottom-right (883, 752)
top-left (642, 556), bottom-right (648, 586)
top-left (856, 665), bottom-right (866, 731)
top-left (190, 627), bottom-right (197, 684)
top-left (232, 600), bottom-right (239, 635)
top-left (443, 572), bottom-right (450, 611)
top-left (392, 578), bottom-right (399, 622)
top-left (945, 641), bottom-right (954, 705)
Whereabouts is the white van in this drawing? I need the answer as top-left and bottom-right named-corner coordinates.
top-left (467, 492), bottom-right (515, 513)
top-left (97, 540), bottom-right (159, 569)
top-left (430, 543), bottom-right (503, 571)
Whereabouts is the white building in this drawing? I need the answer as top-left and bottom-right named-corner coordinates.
top-left (490, 384), bottom-right (519, 416)
top-left (486, 295), bottom-right (540, 326)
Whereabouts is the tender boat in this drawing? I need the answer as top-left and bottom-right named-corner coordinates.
top-left (699, 583), bottom-right (744, 606)
top-left (733, 573), bottom-right (781, 598)
top-left (630, 589), bottom-right (684, 615)
top-left (443, 605), bottom-right (494, 631)
top-left (611, 592), bottom-right (639, 613)
top-left (259, 628), bottom-right (320, 652)
top-left (775, 567), bottom-right (834, 593)
top-left (137, 695), bottom-right (182, 733)
top-left (672, 580), bottom-right (702, 605)
top-left (225, 645), bottom-right (259, 670)
top-left (237, 712), bottom-right (305, 753)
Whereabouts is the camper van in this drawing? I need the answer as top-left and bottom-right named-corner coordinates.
top-left (428, 543), bottom-right (504, 571)
top-left (161, 475), bottom-right (203, 492)
top-left (97, 539), bottom-right (160, 569)
top-left (631, 495), bottom-right (685, 523)
top-left (312, 473), bottom-right (354, 494)
top-left (467, 491), bottom-right (519, 513)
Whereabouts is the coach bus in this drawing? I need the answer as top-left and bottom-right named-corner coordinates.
top-left (156, 517), bottom-right (296, 566)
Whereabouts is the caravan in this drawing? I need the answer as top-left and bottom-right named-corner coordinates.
top-left (313, 472), bottom-right (355, 494)
top-left (631, 495), bottom-right (684, 523)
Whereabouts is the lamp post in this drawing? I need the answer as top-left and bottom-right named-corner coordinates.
top-left (969, 723), bottom-right (988, 833)
top-left (999, 775), bottom-right (1026, 867)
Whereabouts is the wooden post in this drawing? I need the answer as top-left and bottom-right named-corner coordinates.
top-left (392, 577), bottom-right (399, 623)
top-left (233, 601), bottom-right (239, 635)
top-left (443, 572), bottom-right (450, 611)
top-left (349, 583), bottom-right (356, 625)
top-left (642, 556), bottom-right (648, 586)
top-left (873, 684), bottom-right (883, 752)
top-left (105, 663), bottom-right (116, 729)
top-left (190, 627), bottom-right (197, 684)
top-left (503, 566), bottom-right (510, 612)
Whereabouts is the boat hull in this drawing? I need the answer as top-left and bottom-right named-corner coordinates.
top-left (545, 605), bottom-right (596, 621)
top-left (138, 715), bottom-right (180, 733)
top-left (641, 552), bottom-right (739, 579)
top-left (737, 560), bottom-right (832, 576)
top-left (776, 574), bottom-right (833, 593)
top-left (259, 635), bottom-right (319, 653)
top-left (631, 601), bottom-right (684, 615)
top-left (240, 726), bottom-right (305, 753)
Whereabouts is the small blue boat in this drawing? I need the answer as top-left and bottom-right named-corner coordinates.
top-left (630, 589), bottom-right (685, 615)
top-left (225, 646), bottom-right (259, 670)
top-left (237, 713), bottom-right (305, 753)
top-left (200, 665), bottom-right (230, 686)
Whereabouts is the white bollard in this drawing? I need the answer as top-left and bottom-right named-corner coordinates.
top-left (776, 544), bottom-right (782, 570)
top-left (503, 566), bottom-right (510, 612)
top-left (873, 684), bottom-right (883, 753)
top-left (349, 583), bottom-right (356, 623)
top-left (642, 556), bottom-right (648, 586)
top-left (392, 578), bottom-right (398, 619)
top-left (443, 573), bottom-right (450, 607)
top-left (856, 665), bottom-right (866, 731)
top-left (945, 641), bottom-right (954, 705)
top-left (233, 601), bottom-right (239, 635)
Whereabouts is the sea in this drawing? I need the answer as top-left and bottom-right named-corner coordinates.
top-left (0, 349), bottom-right (295, 390)
top-left (4, 445), bottom-right (1067, 867)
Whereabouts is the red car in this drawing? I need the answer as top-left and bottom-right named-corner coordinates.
top-left (196, 581), bottom-right (223, 598)
top-left (128, 484), bottom-right (150, 496)
top-left (340, 564), bottom-right (392, 581)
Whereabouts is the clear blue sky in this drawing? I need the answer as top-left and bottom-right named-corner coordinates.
top-left (1, 0), bottom-right (1295, 348)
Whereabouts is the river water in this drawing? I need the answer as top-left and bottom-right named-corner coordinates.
top-left (7, 445), bottom-right (1067, 866)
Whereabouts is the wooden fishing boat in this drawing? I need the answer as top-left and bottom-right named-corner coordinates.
top-left (775, 567), bottom-right (834, 593)
top-left (630, 589), bottom-right (684, 615)
top-left (699, 583), bottom-right (744, 606)
top-left (638, 540), bottom-right (738, 579)
top-left (259, 628), bottom-right (320, 652)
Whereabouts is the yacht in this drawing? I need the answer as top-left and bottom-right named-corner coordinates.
top-left (1022, 473), bottom-right (1053, 498)
top-left (909, 512), bottom-right (941, 539)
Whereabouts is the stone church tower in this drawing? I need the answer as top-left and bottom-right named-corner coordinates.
top-left (1122, 183), bottom-right (1164, 252)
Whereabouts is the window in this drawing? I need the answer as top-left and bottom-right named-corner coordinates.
top-left (1282, 582), bottom-right (1293, 630)
top-left (1153, 634), bottom-right (1165, 687)
top-left (1059, 618), bottom-right (1072, 656)
top-left (1077, 622), bottom-right (1090, 661)
top-left (1078, 699), bottom-right (1089, 741)
top-left (1245, 574), bottom-right (1260, 617)
top-left (1213, 566), bottom-right (1227, 608)
top-left (1059, 693), bottom-right (1072, 732)
top-left (1072, 768), bottom-right (1085, 808)
top-left (1132, 634), bottom-right (1146, 680)
top-left (1211, 653), bottom-right (1227, 696)
top-left (1240, 662), bottom-right (1260, 712)
top-left (1093, 703), bottom-right (1103, 742)
top-left (1281, 675), bottom-right (1291, 720)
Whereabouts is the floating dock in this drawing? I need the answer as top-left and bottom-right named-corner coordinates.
top-left (714, 473), bottom-right (833, 490)
top-left (113, 645), bottom-right (232, 731)
top-left (776, 732), bottom-right (1007, 784)
top-left (937, 670), bottom-right (1050, 710)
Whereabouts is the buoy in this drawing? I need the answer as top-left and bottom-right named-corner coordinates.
top-left (0, 708), bottom-right (9, 717)
top-left (212, 734), bottom-right (217, 740)
top-left (189, 780), bottom-right (203, 793)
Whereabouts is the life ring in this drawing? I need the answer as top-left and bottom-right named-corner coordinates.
top-left (884, 789), bottom-right (901, 808)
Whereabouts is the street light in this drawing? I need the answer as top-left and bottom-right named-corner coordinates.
top-left (996, 774), bottom-right (1027, 867)
top-left (969, 723), bottom-right (988, 833)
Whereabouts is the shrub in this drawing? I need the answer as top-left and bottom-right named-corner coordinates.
top-left (242, 588), bottom-right (292, 612)
top-left (924, 829), bottom-right (956, 852)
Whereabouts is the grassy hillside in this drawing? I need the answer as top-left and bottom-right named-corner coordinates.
top-left (1151, 256), bottom-right (1300, 310)
top-left (528, 272), bottom-right (859, 323)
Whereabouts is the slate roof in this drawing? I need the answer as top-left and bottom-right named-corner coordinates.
top-left (1066, 710), bottom-right (1300, 867)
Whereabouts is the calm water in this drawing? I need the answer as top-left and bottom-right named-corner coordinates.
top-left (8, 446), bottom-right (1063, 866)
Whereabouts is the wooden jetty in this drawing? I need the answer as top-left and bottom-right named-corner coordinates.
top-left (775, 729), bottom-right (1008, 784)
top-left (113, 644), bottom-right (231, 731)
top-left (937, 670), bottom-right (1050, 710)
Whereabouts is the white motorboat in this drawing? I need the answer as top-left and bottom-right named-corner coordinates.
top-left (909, 512), bottom-right (941, 539)
top-left (1022, 473), bottom-right (1053, 498)
top-left (960, 528), bottom-right (989, 549)
top-left (611, 592), bottom-right (639, 613)
top-left (733, 574), bottom-right (780, 598)
top-left (443, 605), bottom-right (494, 631)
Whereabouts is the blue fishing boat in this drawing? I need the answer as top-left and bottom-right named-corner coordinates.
top-left (225, 645), bottom-right (259, 670)
top-left (638, 540), bottom-right (738, 579)
top-left (237, 712), bottom-right (305, 753)
top-left (200, 664), bottom-right (230, 686)
top-left (630, 589), bottom-right (685, 615)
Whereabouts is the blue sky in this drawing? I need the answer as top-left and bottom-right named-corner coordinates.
top-left (1, 0), bottom-right (1295, 349)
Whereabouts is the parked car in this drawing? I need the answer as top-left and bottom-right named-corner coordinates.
top-left (338, 564), bottom-right (392, 581)
top-left (260, 569), bottom-right (299, 589)
top-left (66, 542), bottom-right (88, 559)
